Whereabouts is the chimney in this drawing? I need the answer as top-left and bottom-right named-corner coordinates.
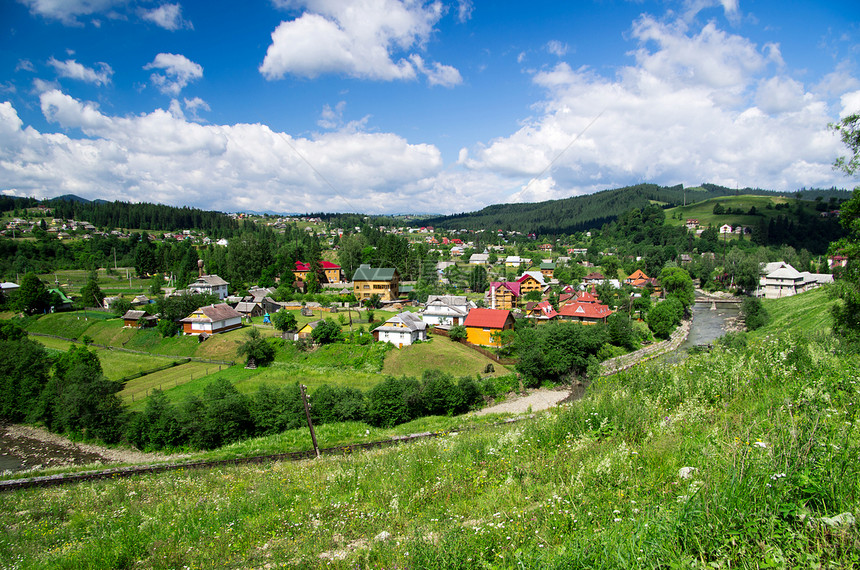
top-left (198, 259), bottom-right (204, 277)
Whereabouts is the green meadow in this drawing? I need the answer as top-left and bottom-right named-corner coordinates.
top-left (2, 287), bottom-right (857, 568)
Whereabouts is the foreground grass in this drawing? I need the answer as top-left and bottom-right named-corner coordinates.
top-left (2, 295), bottom-right (858, 568)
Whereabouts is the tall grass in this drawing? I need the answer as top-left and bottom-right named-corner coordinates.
top-left (2, 314), bottom-right (857, 568)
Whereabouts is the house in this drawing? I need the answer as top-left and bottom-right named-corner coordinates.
top-left (297, 320), bottom-right (321, 339)
top-left (505, 255), bottom-right (525, 267)
top-left (234, 301), bottom-right (265, 319)
top-left (102, 295), bottom-right (123, 310)
top-left (352, 264), bottom-right (400, 302)
top-left (539, 243), bottom-right (553, 252)
top-left (719, 224), bottom-right (733, 234)
top-left (685, 219), bottom-right (699, 229)
top-left (759, 264), bottom-right (803, 298)
top-left (188, 274), bottom-right (230, 300)
top-left (132, 294), bottom-right (153, 305)
top-left (469, 252), bottom-right (490, 265)
top-left (486, 281), bottom-right (520, 310)
top-left (828, 255), bottom-right (848, 269)
top-left (539, 262), bottom-right (556, 280)
top-left (556, 301), bottom-right (613, 324)
top-left (525, 300), bottom-right (558, 320)
top-left (122, 309), bottom-right (157, 328)
top-left (179, 303), bottom-right (242, 335)
top-left (517, 272), bottom-right (545, 294)
top-left (373, 312), bottom-right (428, 347)
top-left (463, 308), bottom-right (516, 347)
top-left (294, 261), bottom-right (343, 283)
top-left (583, 272), bottom-right (605, 285)
top-left (48, 289), bottom-right (73, 311)
top-left (422, 295), bottom-right (476, 327)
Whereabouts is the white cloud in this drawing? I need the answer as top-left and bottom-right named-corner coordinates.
top-left (48, 57), bottom-right (113, 85)
top-left (260, 0), bottom-right (460, 86)
top-left (16, 59), bottom-right (36, 73)
top-left (457, 0), bottom-right (473, 23)
top-left (140, 3), bottom-right (192, 30)
top-left (17, 0), bottom-right (125, 25)
top-left (546, 40), bottom-right (569, 57)
top-left (0, 91), bottom-right (446, 214)
top-left (144, 53), bottom-right (203, 95)
top-left (460, 15), bottom-right (853, 202)
top-left (409, 55), bottom-right (462, 87)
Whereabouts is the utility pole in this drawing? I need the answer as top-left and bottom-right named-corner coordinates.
top-left (300, 385), bottom-right (320, 458)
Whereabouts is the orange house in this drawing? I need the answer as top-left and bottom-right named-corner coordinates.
top-left (464, 308), bottom-right (515, 347)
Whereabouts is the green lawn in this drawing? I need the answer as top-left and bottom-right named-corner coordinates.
top-left (755, 286), bottom-right (835, 336)
top-left (382, 335), bottom-right (512, 378)
top-left (121, 361), bottom-right (222, 409)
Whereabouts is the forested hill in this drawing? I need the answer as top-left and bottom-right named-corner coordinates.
top-left (47, 197), bottom-right (239, 235)
top-left (417, 183), bottom-right (849, 235)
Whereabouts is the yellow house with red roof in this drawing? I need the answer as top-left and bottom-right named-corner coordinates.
top-left (464, 308), bottom-right (515, 346)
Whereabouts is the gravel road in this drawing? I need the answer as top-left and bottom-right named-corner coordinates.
top-left (472, 387), bottom-right (575, 416)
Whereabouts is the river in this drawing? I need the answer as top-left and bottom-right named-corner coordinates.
top-left (680, 300), bottom-right (741, 351)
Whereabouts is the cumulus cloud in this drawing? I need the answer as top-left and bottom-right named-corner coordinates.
top-left (260, 0), bottom-right (460, 86)
top-left (457, 0), bottom-right (473, 23)
top-left (0, 90), bottom-right (446, 213)
top-left (140, 3), bottom-right (192, 30)
top-left (48, 58), bottom-right (113, 85)
top-left (17, 0), bottom-right (124, 25)
top-left (144, 53), bottom-right (202, 95)
top-left (460, 14), bottom-right (852, 202)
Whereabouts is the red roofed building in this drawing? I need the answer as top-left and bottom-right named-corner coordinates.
top-left (557, 301), bottom-right (613, 324)
top-left (463, 308), bottom-right (515, 346)
top-left (294, 261), bottom-right (343, 283)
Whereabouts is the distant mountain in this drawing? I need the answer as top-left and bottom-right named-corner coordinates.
top-left (417, 183), bottom-right (850, 236)
top-left (49, 194), bottom-right (92, 204)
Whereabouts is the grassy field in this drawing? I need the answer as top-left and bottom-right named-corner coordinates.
top-left (120, 361), bottom-right (222, 408)
top-left (382, 335), bottom-right (512, 378)
top-left (664, 194), bottom-right (808, 228)
top-left (35, 267), bottom-right (150, 297)
top-left (2, 289), bottom-right (857, 568)
top-left (758, 286), bottom-right (835, 334)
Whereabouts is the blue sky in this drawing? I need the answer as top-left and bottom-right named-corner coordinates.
top-left (1, 0), bottom-right (859, 215)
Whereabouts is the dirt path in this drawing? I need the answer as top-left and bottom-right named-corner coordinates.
top-left (472, 387), bottom-right (575, 416)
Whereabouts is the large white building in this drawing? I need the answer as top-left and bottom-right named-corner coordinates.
top-left (759, 262), bottom-right (833, 299)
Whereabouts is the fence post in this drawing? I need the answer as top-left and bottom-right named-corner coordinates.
top-left (300, 385), bottom-right (320, 458)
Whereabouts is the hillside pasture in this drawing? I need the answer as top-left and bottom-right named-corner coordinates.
top-left (121, 360), bottom-right (222, 409)
top-left (382, 335), bottom-right (512, 378)
top-left (664, 194), bottom-right (805, 228)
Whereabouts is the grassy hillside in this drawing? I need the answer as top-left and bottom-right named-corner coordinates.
top-left (664, 194), bottom-right (819, 229)
top-left (382, 336), bottom-right (512, 378)
top-left (3, 289), bottom-right (857, 568)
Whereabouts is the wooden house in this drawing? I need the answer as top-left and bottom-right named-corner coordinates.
top-left (463, 308), bottom-right (515, 347)
top-left (179, 303), bottom-right (242, 335)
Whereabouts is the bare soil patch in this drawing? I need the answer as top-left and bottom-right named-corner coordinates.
top-left (0, 423), bottom-right (183, 474)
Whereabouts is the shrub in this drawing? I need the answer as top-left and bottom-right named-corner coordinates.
top-left (741, 296), bottom-right (770, 331)
top-left (448, 325), bottom-right (467, 341)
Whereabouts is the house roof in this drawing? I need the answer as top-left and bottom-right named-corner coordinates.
top-left (180, 303), bottom-right (241, 323)
top-left (575, 290), bottom-right (600, 303)
top-left (540, 262), bottom-right (556, 270)
top-left (464, 308), bottom-right (513, 329)
top-left (234, 301), bottom-right (261, 313)
top-left (558, 302), bottom-right (612, 320)
top-left (376, 312), bottom-right (427, 333)
top-left (190, 274), bottom-right (229, 287)
top-left (353, 264), bottom-right (398, 282)
top-left (469, 253), bottom-right (490, 263)
top-left (122, 310), bottom-right (149, 320)
top-left (766, 265), bottom-right (803, 279)
top-left (294, 261), bottom-right (342, 272)
top-left (518, 271), bottom-right (546, 284)
top-left (627, 269), bottom-right (649, 281)
top-left (490, 281), bottom-right (520, 297)
top-left (584, 272), bottom-right (605, 280)
top-left (424, 295), bottom-right (475, 316)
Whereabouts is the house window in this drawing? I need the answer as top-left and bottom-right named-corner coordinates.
top-left (363, 284), bottom-right (370, 289)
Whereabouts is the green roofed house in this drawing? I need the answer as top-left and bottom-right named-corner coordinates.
top-left (540, 262), bottom-right (556, 280)
top-left (48, 288), bottom-right (73, 312)
top-left (352, 264), bottom-right (400, 302)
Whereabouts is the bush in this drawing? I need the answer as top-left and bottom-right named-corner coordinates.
top-left (311, 384), bottom-right (367, 424)
top-left (448, 325), bottom-right (467, 341)
top-left (312, 318), bottom-right (343, 344)
top-left (741, 296), bottom-right (770, 331)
